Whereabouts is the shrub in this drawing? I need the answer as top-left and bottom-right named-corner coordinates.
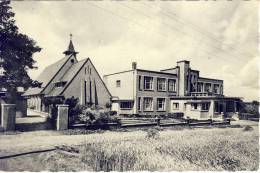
top-left (243, 125), bottom-right (254, 131)
top-left (105, 102), bottom-right (112, 109)
top-left (109, 111), bottom-right (117, 116)
top-left (146, 128), bottom-right (160, 140)
top-left (239, 101), bottom-right (259, 117)
top-left (168, 112), bottom-right (184, 119)
top-left (78, 107), bottom-right (120, 128)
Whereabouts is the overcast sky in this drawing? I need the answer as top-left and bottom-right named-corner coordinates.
top-left (11, 1), bottom-right (258, 101)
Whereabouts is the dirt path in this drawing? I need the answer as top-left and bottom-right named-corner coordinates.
top-left (0, 130), bottom-right (146, 156)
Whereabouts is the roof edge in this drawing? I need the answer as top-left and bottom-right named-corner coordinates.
top-left (40, 54), bottom-right (74, 94)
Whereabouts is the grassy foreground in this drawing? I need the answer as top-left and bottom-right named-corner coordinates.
top-left (78, 127), bottom-right (259, 171)
top-left (0, 124), bottom-right (259, 171)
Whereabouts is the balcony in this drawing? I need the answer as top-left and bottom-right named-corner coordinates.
top-left (190, 92), bottom-right (209, 97)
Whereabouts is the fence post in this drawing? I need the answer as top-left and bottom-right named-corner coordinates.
top-left (117, 118), bottom-right (122, 128)
top-left (186, 118), bottom-right (190, 126)
top-left (227, 118), bottom-right (231, 125)
top-left (56, 104), bottom-right (69, 131)
top-left (156, 117), bottom-right (160, 126)
top-left (1, 104), bottom-right (16, 131)
top-left (209, 119), bottom-right (213, 125)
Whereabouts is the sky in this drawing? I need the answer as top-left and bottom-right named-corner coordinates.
top-left (11, 1), bottom-right (259, 101)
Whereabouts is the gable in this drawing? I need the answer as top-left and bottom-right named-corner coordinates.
top-left (23, 55), bottom-right (73, 96)
top-left (47, 59), bottom-right (86, 96)
top-left (60, 58), bottom-right (112, 98)
top-left (41, 55), bottom-right (77, 95)
top-left (37, 56), bottom-right (70, 87)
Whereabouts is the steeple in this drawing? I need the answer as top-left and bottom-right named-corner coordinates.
top-left (63, 34), bottom-right (78, 56)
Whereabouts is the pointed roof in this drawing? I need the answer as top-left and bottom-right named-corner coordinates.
top-left (63, 34), bottom-right (78, 56)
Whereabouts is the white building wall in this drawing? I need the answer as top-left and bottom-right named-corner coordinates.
top-left (103, 70), bottom-right (135, 100)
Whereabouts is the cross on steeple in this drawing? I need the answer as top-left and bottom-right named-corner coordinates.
top-left (63, 34), bottom-right (78, 56)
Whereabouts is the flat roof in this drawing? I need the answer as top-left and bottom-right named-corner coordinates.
top-left (160, 67), bottom-right (178, 72)
top-left (198, 77), bottom-right (223, 82)
top-left (170, 96), bottom-right (242, 100)
top-left (103, 70), bottom-right (134, 77)
top-left (104, 68), bottom-right (177, 77)
top-left (137, 69), bottom-right (177, 76)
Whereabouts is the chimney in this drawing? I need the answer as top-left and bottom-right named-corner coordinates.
top-left (132, 62), bottom-right (137, 70)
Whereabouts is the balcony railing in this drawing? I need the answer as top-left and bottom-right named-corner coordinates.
top-left (190, 92), bottom-right (209, 96)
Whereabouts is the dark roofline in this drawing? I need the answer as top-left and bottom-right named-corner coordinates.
top-left (137, 69), bottom-right (177, 76)
top-left (103, 70), bottom-right (134, 77)
top-left (198, 77), bottom-right (223, 82)
top-left (23, 93), bottom-right (44, 97)
top-left (191, 69), bottom-right (199, 72)
top-left (41, 54), bottom-right (73, 94)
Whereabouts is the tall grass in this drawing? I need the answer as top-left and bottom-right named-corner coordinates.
top-left (80, 128), bottom-right (259, 171)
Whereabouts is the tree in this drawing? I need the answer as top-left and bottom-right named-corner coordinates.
top-left (239, 101), bottom-right (259, 117)
top-left (0, 0), bottom-right (41, 102)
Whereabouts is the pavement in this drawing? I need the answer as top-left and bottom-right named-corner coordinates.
top-left (15, 109), bottom-right (51, 131)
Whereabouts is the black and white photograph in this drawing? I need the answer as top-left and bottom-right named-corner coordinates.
top-left (0, 0), bottom-right (259, 171)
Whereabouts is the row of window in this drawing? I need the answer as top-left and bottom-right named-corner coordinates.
top-left (191, 103), bottom-right (210, 111)
top-left (197, 82), bottom-right (222, 94)
top-left (120, 98), bottom-right (166, 111)
top-left (116, 76), bottom-right (177, 92)
top-left (85, 66), bottom-right (92, 75)
top-left (140, 76), bottom-right (176, 92)
top-left (120, 100), bottom-right (210, 111)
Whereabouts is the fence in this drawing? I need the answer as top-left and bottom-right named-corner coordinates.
top-left (70, 117), bottom-right (231, 129)
top-left (119, 118), bottom-right (231, 128)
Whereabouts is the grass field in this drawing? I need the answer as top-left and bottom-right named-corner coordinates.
top-left (0, 121), bottom-right (259, 171)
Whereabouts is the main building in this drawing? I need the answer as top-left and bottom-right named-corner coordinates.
top-left (104, 61), bottom-right (241, 119)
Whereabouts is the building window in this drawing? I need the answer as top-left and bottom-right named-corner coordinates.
top-left (172, 102), bottom-right (179, 110)
top-left (197, 82), bottom-right (203, 92)
top-left (168, 79), bottom-right (176, 92)
top-left (201, 102), bottom-right (210, 111)
top-left (137, 97), bottom-right (141, 111)
top-left (143, 97), bottom-right (153, 111)
top-left (205, 83), bottom-right (211, 92)
top-left (120, 101), bottom-right (133, 109)
top-left (138, 76), bottom-right (142, 90)
top-left (157, 78), bottom-right (166, 91)
top-left (157, 98), bottom-right (166, 111)
top-left (54, 81), bottom-right (67, 88)
top-left (213, 84), bottom-right (219, 94)
top-left (144, 76), bottom-right (153, 90)
top-left (191, 103), bottom-right (198, 110)
top-left (116, 80), bottom-right (121, 87)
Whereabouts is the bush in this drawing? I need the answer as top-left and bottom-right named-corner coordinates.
top-left (146, 128), bottom-right (160, 140)
top-left (243, 125), bottom-right (254, 131)
top-left (77, 107), bottom-right (120, 127)
top-left (167, 112), bottom-right (184, 119)
top-left (109, 111), bottom-right (117, 116)
top-left (105, 102), bottom-right (112, 109)
top-left (239, 101), bottom-right (259, 117)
